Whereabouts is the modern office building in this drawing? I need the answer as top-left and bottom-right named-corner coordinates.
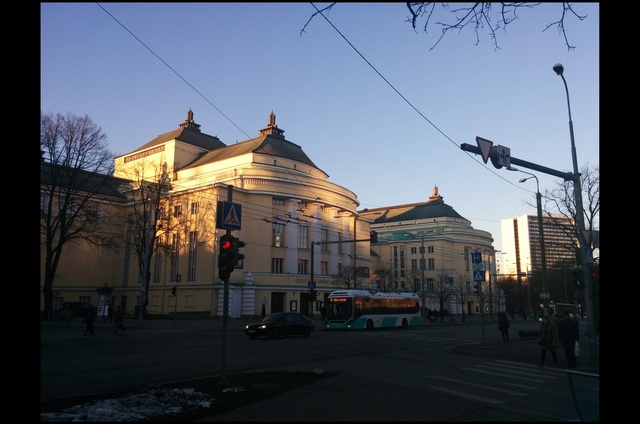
top-left (500, 213), bottom-right (577, 279)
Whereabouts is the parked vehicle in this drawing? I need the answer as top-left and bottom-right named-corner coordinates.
top-left (58, 302), bottom-right (97, 319)
top-left (244, 312), bottom-right (315, 339)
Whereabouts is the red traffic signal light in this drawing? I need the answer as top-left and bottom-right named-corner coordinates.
top-left (370, 230), bottom-right (378, 244)
top-left (219, 234), bottom-right (235, 279)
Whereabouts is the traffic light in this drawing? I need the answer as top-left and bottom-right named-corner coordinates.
top-left (370, 230), bottom-right (378, 244)
top-left (474, 282), bottom-right (481, 296)
top-left (171, 286), bottom-right (177, 296)
top-left (218, 234), bottom-right (234, 280)
top-left (572, 269), bottom-right (583, 289)
top-left (231, 238), bottom-right (245, 266)
top-left (307, 289), bottom-right (317, 301)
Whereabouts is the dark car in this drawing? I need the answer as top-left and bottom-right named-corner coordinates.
top-left (59, 302), bottom-right (97, 319)
top-left (244, 312), bottom-right (315, 339)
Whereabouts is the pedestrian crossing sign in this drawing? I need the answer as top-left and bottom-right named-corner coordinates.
top-left (216, 201), bottom-right (242, 230)
top-left (473, 270), bottom-right (484, 282)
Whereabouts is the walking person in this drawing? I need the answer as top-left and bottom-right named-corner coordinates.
top-left (82, 310), bottom-right (94, 336)
top-left (559, 312), bottom-right (580, 367)
top-left (498, 312), bottom-right (510, 344)
top-left (113, 306), bottom-right (125, 334)
top-left (537, 316), bottom-right (558, 367)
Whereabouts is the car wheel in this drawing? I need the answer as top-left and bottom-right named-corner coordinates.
top-left (366, 319), bottom-right (374, 331)
top-left (401, 318), bottom-right (408, 329)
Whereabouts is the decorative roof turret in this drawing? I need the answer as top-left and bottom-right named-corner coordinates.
top-left (258, 111), bottom-right (285, 139)
top-left (178, 108), bottom-right (201, 132)
top-left (428, 185), bottom-right (443, 202)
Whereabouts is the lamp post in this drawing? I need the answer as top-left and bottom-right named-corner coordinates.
top-left (553, 63), bottom-right (598, 361)
top-left (420, 234), bottom-right (426, 321)
top-left (515, 169), bottom-right (548, 314)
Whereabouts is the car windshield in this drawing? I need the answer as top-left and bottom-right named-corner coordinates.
top-left (263, 313), bottom-right (285, 323)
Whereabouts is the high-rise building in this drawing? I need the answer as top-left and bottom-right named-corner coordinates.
top-left (500, 214), bottom-right (577, 280)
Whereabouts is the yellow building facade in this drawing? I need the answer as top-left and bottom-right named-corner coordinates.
top-left (41, 110), bottom-right (497, 320)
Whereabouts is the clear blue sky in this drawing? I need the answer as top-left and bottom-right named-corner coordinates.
top-left (40, 3), bottom-right (599, 253)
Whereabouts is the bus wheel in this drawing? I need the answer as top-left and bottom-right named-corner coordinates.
top-left (366, 320), bottom-right (374, 331)
top-left (401, 318), bottom-right (408, 329)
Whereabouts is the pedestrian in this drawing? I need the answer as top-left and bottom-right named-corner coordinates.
top-left (113, 306), bottom-right (125, 334)
top-left (537, 316), bottom-right (558, 367)
top-left (82, 310), bottom-right (94, 336)
top-left (559, 312), bottom-right (580, 367)
top-left (498, 312), bottom-right (510, 344)
top-left (106, 304), bottom-right (113, 323)
top-left (261, 304), bottom-right (266, 319)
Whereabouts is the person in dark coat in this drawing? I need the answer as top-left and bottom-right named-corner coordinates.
top-left (537, 316), bottom-right (558, 367)
top-left (498, 312), bottom-right (510, 344)
top-left (559, 312), bottom-right (580, 367)
top-left (113, 306), bottom-right (125, 334)
top-left (82, 310), bottom-right (94, 336)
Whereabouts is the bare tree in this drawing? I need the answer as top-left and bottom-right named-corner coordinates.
top-left (449, 272), bottom-right (473, 322)
top-left (496, 275), bottom-right (518, 319)
top-left (40, 111), bottom-right (116, 320)
top-left (332, 264), bottom-right (359, 290)
top-left (303, 3), bottom-right (589, 51)
top-left (543, 163), bottom-right (600, 252)
top-left (118, 159), bottom-right (177, 320)
top-left (371, 267), bottom-right (394, 293)
top-left (432, 272), bottom-right (453, 322)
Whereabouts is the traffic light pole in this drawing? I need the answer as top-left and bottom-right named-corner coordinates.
top-left (220, 185), bottom-right (233, 384)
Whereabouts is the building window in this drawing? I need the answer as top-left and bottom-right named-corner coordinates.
top-left (428, 258), bottom-right (435, 270)
top-left (190, 202), bottom-right (199, 215)
top-left (411, 259), bottom-right (418, 270)
top-left (271, 258), bottom-right (284, 273)
top-left (298, 259), bottom-right (308, 274)
top-left (320, 261), bottom-right (328, 275)
top-left (298, 226), bottom-right (309, 249)
top-left (187, 231), bottom-right (197, 281)
top-left (428, 246), bottom-right (434, 253)
top-left (170, 233), bottom-right (180, 281)
top-left (173, 205), bottom-right (182, 218)
top-left (85, 203), bottom-right (102, 222)
top-left (426, 278), bottom-right (434, 292)
top-left (338, 232), bottom-right (343, 254)
top-left (272, 198), bottom-right (284, 206)
top-left (272, 223), bottom-right (284, 247)
top-left (321, 229), bottom-right (329, 251)
top-left (410, 247), bottom-right (417, 254)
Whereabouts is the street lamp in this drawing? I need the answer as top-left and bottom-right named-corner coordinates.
top-left (553, 63), bottom-right (598, 361)
top-left (510, 168), bottom-right (548, 314)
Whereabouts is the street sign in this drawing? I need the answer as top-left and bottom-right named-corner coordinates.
top-left (540, 293), bottom-right (550, 299)
top-left (217, 201), bottom-right (242, 230)
top-left (495, 145), bottom-right (511, 168)
top-left (307, 281), bottom-right (316, 289)
top-left (473, 269), bottom-right (484, 282)
top-left (471, 251), bottom-right (482, 264)
top-left (475, 136), bottom-right (493, 164)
